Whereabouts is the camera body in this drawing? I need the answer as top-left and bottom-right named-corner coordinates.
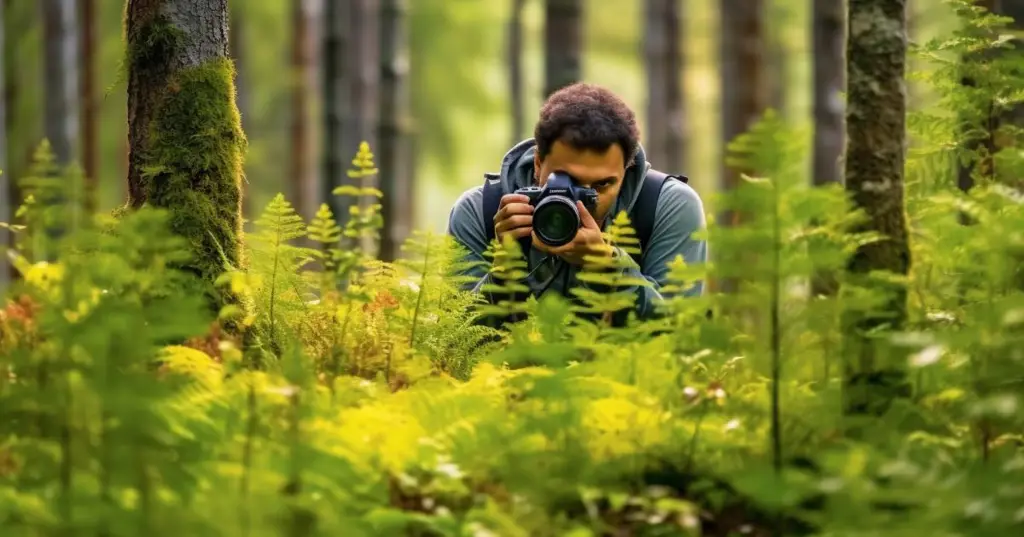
top-left (514, 171), bottom-right (599, 247)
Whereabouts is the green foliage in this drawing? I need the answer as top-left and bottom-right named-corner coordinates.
top-left (3, 4), bottom-right (1024, 534)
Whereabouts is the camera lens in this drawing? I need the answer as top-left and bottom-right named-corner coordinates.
top-left (534, 198), bottom-right (579, 247)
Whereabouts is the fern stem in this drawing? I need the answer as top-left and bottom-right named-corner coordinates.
top-left (408, 237), bottom-right (432, 352)
top-left (770, 176), bottom-right (783, 474)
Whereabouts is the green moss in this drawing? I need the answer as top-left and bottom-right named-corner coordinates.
top-left (143, 56), bottom-right (247, 316)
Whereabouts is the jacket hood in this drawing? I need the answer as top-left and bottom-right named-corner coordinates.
top-left (496, 138), bottom-right (652, 221)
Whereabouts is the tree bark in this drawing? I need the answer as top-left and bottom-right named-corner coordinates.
top-left (719, 0), bottom-right (767, 227)
top-left (377, 0), bottom-right (412, 261)
top-left (291, 0), bottom-right (316, 220)
top-left (508, 0), bottom-right (527, 145)
top-left (42, 0), bottom-right (79, 167)
top-left (812, 0), bottom-right (845, 188)
top-left (125, 0), bottom-right (246, 314)
top-left (544, 0), bottom-right (583, 97)
top-left (321, 0), bottom-right (345, 226)
top-left (81, 0), bottom-right (98, 213)
top-left (643, 0), bottom-right (686, 172)
top-left (842, 0), bottom-right (913, 419)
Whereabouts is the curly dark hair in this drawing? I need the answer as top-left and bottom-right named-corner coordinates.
top-left (533, 82), bottom-right (641, 167)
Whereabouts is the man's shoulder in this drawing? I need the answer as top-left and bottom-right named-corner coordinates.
top-left (653, 175), bottom-right (706, 229)
top-left (446, 184), bottom-right (486, 241)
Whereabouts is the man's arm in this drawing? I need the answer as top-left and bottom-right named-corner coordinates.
top-left (445, 187), bottom-right (496, 293)
top-left (574, 179), bottom-right (707, 319)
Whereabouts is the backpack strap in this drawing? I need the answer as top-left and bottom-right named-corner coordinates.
top-left (481, 172), bottom-right (503, 245)
top-left (629, 168), bottom-right (688, 266)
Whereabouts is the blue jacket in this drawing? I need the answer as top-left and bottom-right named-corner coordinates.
top-left (445, 138), bottom-right (707, 321)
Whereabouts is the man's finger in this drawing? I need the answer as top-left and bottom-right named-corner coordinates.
top-left (495, 214), bottom-right (532, 233)
top-left (494, 202), bottom-right (533, 223)
top-left (577, 201), bottom-right (599, 229)
top-left (499, 194), bottom-right (531, 208)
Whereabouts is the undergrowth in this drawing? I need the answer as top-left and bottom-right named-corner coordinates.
top-left (1, 3), bottom-right (1023, 535)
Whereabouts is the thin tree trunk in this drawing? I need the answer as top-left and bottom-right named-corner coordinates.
top-left (80, 0), bottom-right (98, 213)
top-left (42, 0), bottom-right (78, 167)
top-left (321, 0), bottom-right (345, 226)
top-left (333, 0), bottom-right (379, 246)
top-left (544, 0), bottom-right (583, 97)
top-left (377, 0), bottom-right (412, 261)
top-left (719, 0), bottom-right (767, 227)
top-left (291, 0), bottom-right (316, 220)
top-left (810, 0), bottom-right (846, 297)
top-left (125, 0), bottom-right (246, 318)
top-left (842, 0), bottom-right (912, 421)
top-left (643, 0), bottom-right (685, 172)
top-left (766, 0), bottom-right (787, 114)
top-left (508, 0), bottom-right (527, 145)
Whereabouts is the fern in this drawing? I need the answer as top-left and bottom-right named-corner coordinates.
top-left (246, 194), bottom-right (318, 358)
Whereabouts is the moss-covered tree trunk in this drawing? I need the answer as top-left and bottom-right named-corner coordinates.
top-left (842, 0), bottom-right (913, 422)
top-left (125, 0), bottom-right (246, 315)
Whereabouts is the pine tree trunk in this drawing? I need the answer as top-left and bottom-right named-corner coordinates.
top-left (291, 0), bottom-right (316, 220)
top-left (544, 0), bottom-right (583, 97)
top-left (718, 0), bottom-right (767, 295)
top-left (719, 0), bottom-right (766, 226)
top-left (765, 0), bottom-right (786, 115)
top-left (42, 0), bottom-right (78, 166)
top-left (809, 0), bottom-right (845, 297)
top-left (508, 0), bottom-right (527, 145)
top-left (842, 0), bottom-right (913, 420)
top-left (643, 0), bottom-right (685, 172)
top-left (321, 0), bottom-right (346, 225)
top-left (124, 0), bottom-right (246, 315)
top-left (81, 0), bottom-right (98, 213)
top-left (377, 0), bottom-right (412, 261)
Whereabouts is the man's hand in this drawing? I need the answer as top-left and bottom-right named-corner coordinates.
top-left (493, 193), bottom-right (535, 243)
top-left (533, 201), bottom-right (611, 266)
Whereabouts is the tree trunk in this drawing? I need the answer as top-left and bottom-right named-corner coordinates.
top-left (508, 0), bottom-right (527, 145)
top-left (42, 0), bottom-right (79, 167)
top-left (643, 0), bottom-right (686, 172)
top-left (719, 0), bottom-right (767, 227)
top-left (321, 0), bottom-right (345, 226)
top-left (544, 0), bottom-right (583, 97)
top-left (718, 0), bottom-right (767, 296)
top-left (812, 0), bottom-right (845, 188)
top-left (809, 0), bottom-right (845, 298)
top-left (328, 0), bottom-right (379, 243)
top-left (81, 0), bottom-right (98, 213)
top-left (377, 0), bottom-right (412, 261)
top-left (125, 0), bottom-right (246, 315)
top-left (291, 0), bottom-right (316, 220)
top-left (842, 0), bottom-right (912, 420)
top-left (766, 0), bottom-right (787, 114)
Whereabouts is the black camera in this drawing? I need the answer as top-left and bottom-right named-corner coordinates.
top-left (515, 171), bottom-right (599, 247)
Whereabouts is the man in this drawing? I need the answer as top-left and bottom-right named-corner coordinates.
top-left (446, 82), bottom-right (707, 324)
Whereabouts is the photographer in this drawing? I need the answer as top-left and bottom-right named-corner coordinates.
top-left (446, 82), bottom-right (707, 326)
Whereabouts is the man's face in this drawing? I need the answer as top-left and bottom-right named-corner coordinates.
top-left (533, 139), bottom-right (626, 225)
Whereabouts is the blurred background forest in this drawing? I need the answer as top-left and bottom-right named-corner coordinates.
top-left (2, 0), bottom-right (955, 266)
